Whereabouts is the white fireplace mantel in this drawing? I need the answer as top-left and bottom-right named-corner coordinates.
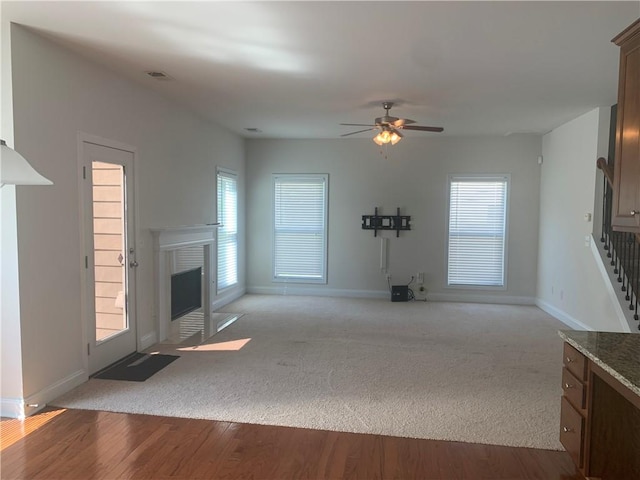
top-left (151, 224), bottom-right (219, 342)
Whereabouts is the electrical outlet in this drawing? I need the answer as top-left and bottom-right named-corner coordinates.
top-left (386, 273), bottom-right (392, 281)
top-left (417, 272), bottom-right (425, 284)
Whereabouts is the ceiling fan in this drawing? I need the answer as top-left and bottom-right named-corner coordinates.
top-left (340, 102), bottom-right (443, 145)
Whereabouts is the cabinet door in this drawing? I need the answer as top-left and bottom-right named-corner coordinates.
top-left (612, 21), bottom-right (640, 232)
top-left (560, 396), bottom-right (585, 468)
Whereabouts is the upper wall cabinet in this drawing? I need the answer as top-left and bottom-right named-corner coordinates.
top-left (612, 19), bottom-right (640, 233)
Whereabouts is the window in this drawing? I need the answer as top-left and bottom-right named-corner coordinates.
top-left (217, 169), bottom-right (238, 291)
top-left (273, 174), bottom-right (328, 283)
top-left (447, 175), bottom-right (509, 287)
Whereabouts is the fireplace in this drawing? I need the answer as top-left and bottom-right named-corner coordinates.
top-left (151, 225), bottom-right (218, 342)
top-left (171, 266), bottom-right (202, 320)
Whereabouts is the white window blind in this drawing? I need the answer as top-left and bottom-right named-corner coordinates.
top-left (217, 169), bottom-right (238, 291)
top-left (447, 176), bottom-right (508, 287)
top-left (273, 174), bottom-right (328, 283)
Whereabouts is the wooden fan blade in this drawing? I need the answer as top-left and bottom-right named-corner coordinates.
top-left (341, 127), bottom-right (376, 137)
top-left (402, 125), bottom-right (444, 132)
top-left (391, 118), bottom-right (416, 127)
top-left (340, 123), bottom-right (376, 127)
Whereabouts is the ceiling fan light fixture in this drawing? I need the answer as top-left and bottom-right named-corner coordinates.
top-left (373, 128), bottom-right (401, 146)
top-left (346, 102), bottom-right (442, 144)
top-left (373, 130), bottom-right (389, 145)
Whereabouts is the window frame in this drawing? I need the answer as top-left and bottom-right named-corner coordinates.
top-left (272, 173), bottom-right (329, 284)
top-left (445, 174), bottom-right (510, 290)
top-left (216, 167), bottom-right (238, 293)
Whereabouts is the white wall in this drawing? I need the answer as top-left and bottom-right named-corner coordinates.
top-left (537, 107), bottom-right (625, 332)
top-left (8, 25), bottom-right (245, 405)
top-left (0, 184), bottom-right (25, 416)
top-left (1, 9), bottom-right (26, 417)
top-left (246, 135), bottom-right (542, 303)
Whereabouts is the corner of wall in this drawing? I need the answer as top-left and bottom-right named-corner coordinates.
top-left (537, 108), bottom-right (625, 332)
top-left (1, 367), bottom-right (87, 418)
top-left (0, 397), bottom-right (25, 419)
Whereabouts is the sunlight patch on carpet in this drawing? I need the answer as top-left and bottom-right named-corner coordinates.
top-left (177, 337), bottom-right (251, 352)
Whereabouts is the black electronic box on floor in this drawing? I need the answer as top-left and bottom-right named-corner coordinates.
top-left (391, 285), bottom-right (409, 302)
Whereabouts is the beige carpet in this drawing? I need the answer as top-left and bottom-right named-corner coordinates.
top-left (53, 295), bottom-right (566, 450)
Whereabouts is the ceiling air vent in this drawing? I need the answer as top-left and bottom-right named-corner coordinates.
top-left (245, 128), bottom-right (263, 133)
top-left (145, 71), bottom-right (172, 81)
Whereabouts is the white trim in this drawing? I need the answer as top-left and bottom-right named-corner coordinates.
top-left (1, 398), bottom-right (25, 419)
top-left (217, 166), bottom-right (238, 177)
top-left (428, 292), bottom-right (535, 305)
top-left (77, 133), bottom-right (140, 375)
top-left (78, 132), bottom-right (140, 155)
top-left (24, 368), bottom-right (87, 413)
top-left (247, 286), bottom-right (537, 304)
top-left (77, 135), bottom-right (89, 374)
top-left (535, 299), bottom-right (593, 331)
top-left (445, 174), bottom-right (510, 290)
top-left (151, 225), bottom-right (218, 342)
top-left (1, 368), bottom-right (88, 418)
top-left (590, 235), bottom-right (633, 332)
top-left (272, 173), bottom-right (329, 284)
top-left (140, 331), bottom-right (158, 351)
top-left (248, 286), bottom-right (389, 299)
top-left (212, 285), bottom-right (246, 311)
top-left (216, 167), bottom-right (239, 292)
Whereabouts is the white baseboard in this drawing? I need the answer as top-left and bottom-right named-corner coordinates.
top-left (536, 299), bottom-right (593, 331)
top-left (139, 331), bottom-right (158, 351)
top-left (427, 292), bottom-right (536, 305)
top-left (247, 286), bottom-right (535, 304)
top-left (247, 285), bottom-right (389, 299)
top-left (24, 368), bottom-right (87, 415)
top-left (1, 369), bottom-right (88, 418)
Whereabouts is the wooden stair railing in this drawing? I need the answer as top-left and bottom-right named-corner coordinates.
top-left (597, 157), bottom-right (614, 188)
top-left (598, 156), bottom-right (640, 329)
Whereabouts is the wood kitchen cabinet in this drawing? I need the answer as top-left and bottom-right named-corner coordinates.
top-left (560, 343), bottom-right (588, 469)
top-left (611, 19), bottom-right (640, 232)
top-left (559, 332), bottom-right (640, 480)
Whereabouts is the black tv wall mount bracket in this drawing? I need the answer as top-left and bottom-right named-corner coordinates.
top-left (362, 207), bottom-right (411, 237)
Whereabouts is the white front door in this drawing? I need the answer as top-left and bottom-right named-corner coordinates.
top-left (81, 140), bottom-right (137, 374)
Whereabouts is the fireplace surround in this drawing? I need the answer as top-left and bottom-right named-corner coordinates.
top-left (151, 225), bottom-right (219, 342)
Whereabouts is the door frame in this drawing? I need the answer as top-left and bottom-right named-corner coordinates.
top-left (77, 132), bottom-right (140, 374)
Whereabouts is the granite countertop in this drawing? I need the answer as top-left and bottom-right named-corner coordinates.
top-left (559, 330), bottom-right (640, 397)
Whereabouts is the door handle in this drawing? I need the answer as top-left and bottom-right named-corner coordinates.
top-left (129, 260), bottom-right (139, 268)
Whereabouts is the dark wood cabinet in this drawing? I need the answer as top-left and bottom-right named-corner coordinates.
top-left (560, 341), bottom-right (640, 479)
top-left (612, 19), bottom-right (640, 232)
top-left (560, 343), bottom-right (589, 471)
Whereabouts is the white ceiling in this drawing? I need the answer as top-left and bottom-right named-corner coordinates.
top-left (3, 1), bottom-right (639, 139)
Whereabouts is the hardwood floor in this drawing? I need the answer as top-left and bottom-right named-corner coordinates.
top-left (1, 408), bottom-right (583, 479)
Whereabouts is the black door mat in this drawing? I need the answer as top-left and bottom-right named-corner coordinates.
top-left (93, 353), bottom-right (179, 382)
